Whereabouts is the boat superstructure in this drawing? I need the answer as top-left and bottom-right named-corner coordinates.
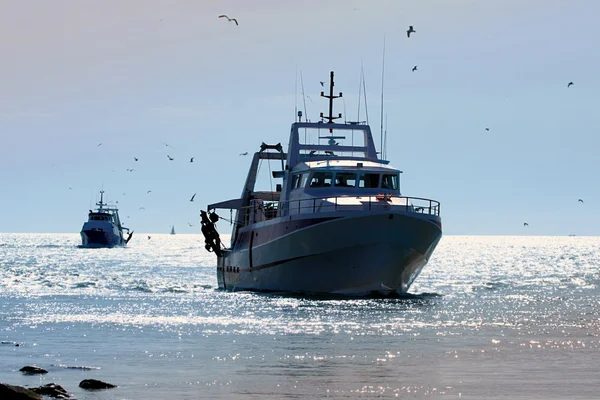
top-left (201, 71), bottom-right (442, 295)
top-left (80, 190), bottom-right (133, 248)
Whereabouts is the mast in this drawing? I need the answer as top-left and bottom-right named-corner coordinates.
top-left (320, 71), bottom-right (343, 132)
top-left (97, 190), bottom-right (106, 212)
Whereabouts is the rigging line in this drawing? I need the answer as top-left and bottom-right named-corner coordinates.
top-left (384, 113), bottom-right (388, 160)
top-left (357, 63), bottom-right (363, 122)
top-left (362, 66), bottom-right (369, 125)
top-left (380, 32), bottom-right (386, 157)
top-left (294, 65), bottom-right (298, 120)
top-left (300, 70), bottom-right (309, 122)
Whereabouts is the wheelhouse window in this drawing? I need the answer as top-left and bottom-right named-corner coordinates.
top-left (358, 173), bottom-right (380, 188)
top-left (334, 172), bottom-right (357, 187)
top-left (381, 174), bottom-right (399, 190)
top-left (309, 172), bottom-right (333, 187)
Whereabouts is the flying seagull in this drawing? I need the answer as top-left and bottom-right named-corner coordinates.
top-left (126, 168), bottom-right (136, 172)
top-left (139, 207), bottom-right (146, 210)
top-left (412, 65), bottom-right (418, 72)
top-left (190, 193), bottom-right (197, 202)
top-left (524, 222), bottom-right (529, 227)
top-left (567, 81), bottom-right (574, 88)
top-left (485, 128), bottom-right (490, 131)
top-left (134, 157), bottom-right (138, 161)
top-left (190, 157), bottom-right (195, 163)
top-left (167, 155), bottom-right (174, 161)
top-left (147, 190), bottom-right (152, 194)
top-left (164, 142), bottom-right (173, 148)
top-left (188, 222), bottom-right (194, 227)
top-left (96, 143), bottom-right (102, 147)
top-left (239, 152), bottom-right (248, 156)
top-left (578, 199), bottom-right (584, 203)
top-left (407, 25), bottom-right (416, 38)
top-left (218, 15), bottom-right (238, 25)
top-left (320, 81), bottom-right (325, 87)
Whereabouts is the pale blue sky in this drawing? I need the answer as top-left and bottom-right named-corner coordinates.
top-left (1, 0), bottom-right (599, 235)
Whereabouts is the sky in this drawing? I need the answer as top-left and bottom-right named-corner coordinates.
top-left (1, 0), bottom-right (599, 235)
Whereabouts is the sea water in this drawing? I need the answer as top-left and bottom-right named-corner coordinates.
top-left (0, 234), bottom-right (599, 399)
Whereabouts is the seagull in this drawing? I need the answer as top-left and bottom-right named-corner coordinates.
top-left (147, 190), bottom-right (152, 194)
top-left (139, 207), bottom-right (146, 211)
top-left (97, 143), bottom-right (102, 147)
top-left (218, 15), bottom-right (238, 25)
top-left (164, 142), bottom-right (173, 148)
top-left (134, 157), bottom-right (138, 161)
top-left (190, 193), bottom-right (196, 202)
top-left (485, 128), bottom-right (490, 131)
top-left (578, 199), bottom-right (584, 203)
top-left (567, 81), bottom-right (574, 88)
top-left (190, 157), bottom-right (195, 163)
top-left (407, 25), bottom-right (416, 38)
top-left (126, 168), bottom-right (136, 172)
top-left (167, 155), bottom-right (174, 161)
top-left (412, 65), bottom-right (418, 72)
top-left (524, 222), bottom-right (529, 227)
top-left (320, 81), bottom-right (325, 87)
top-left (69, 187), bottom-right (72, 190)
top-left (239, 152), bottom-right (248, 156)
top-left (188, 222), bottom-right (194, 227)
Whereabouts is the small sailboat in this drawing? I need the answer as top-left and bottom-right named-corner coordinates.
top-left (170, 225), bottom-right (176, 235)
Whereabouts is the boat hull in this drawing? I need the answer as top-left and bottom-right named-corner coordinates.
top-left (217, 212), bottom-right (441, 295)
top-left (80, 229), bottom-right (124, 248)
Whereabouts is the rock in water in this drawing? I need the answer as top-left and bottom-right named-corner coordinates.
top-left (78, 379), bottom-right (116, 390)
top-left (0, 383), bottom-right (42, 400)
top-left (19, 366), bottom-right (48, 375)
top-left (32, 383), bottom-right (70, 399)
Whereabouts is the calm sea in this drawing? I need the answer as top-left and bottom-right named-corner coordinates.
top-left (0, 234), bottom-right (599, 399)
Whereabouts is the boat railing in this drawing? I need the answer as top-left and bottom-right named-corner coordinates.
top-left (242, 195), bottom-right (440, 226)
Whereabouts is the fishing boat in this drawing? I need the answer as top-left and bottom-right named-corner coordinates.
top-left (80, 190), bottom-right (133, 247)
top-left (200, 71), bottom-right (442, 295)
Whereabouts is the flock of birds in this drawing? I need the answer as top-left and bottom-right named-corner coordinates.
top-left (400, 24), bottom-right (583, 231)
top-left (80, 13), bottom-right (586, 235)
top-left (88, 137), bottom-right (251, 236)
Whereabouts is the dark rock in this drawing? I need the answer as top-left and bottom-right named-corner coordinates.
top-left (78, 379), bottom-right (116, 390)
top-left (32, 383), bottom-right (71, 399)
top-left (19, 366), bottom-right (48, 375)
top-left (0, 383), bottom-right (42, 400)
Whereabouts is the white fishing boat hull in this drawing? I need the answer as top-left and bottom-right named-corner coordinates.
top-left (217, 211), bottom-right (441, 295)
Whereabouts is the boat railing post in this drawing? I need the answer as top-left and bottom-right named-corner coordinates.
top-left (335, 196), bottom-right (338, 211)
top-left (313, 198), bottom-right (316, 213)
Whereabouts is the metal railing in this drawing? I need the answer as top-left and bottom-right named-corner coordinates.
top-left (241, 195), bottom-right (440, 226)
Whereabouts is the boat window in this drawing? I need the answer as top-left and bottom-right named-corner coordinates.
top-left (334, 172), bottom-right (357, 187)
top-left (358, 173), bottom-right (380, 188)
top-left (291, 174), bottom-right (300, 190)
top-left (309, 172), bottom-right (333, 187)
top-left (300, 173), bottom-right (308, 188)
top-left (381, 174), bottom-right (399, 190)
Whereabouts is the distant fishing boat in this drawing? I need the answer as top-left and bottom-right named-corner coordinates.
top-left (81, 190), bottom-right (133, 248)
top-left (170, 225), bottom-right (176, 235)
